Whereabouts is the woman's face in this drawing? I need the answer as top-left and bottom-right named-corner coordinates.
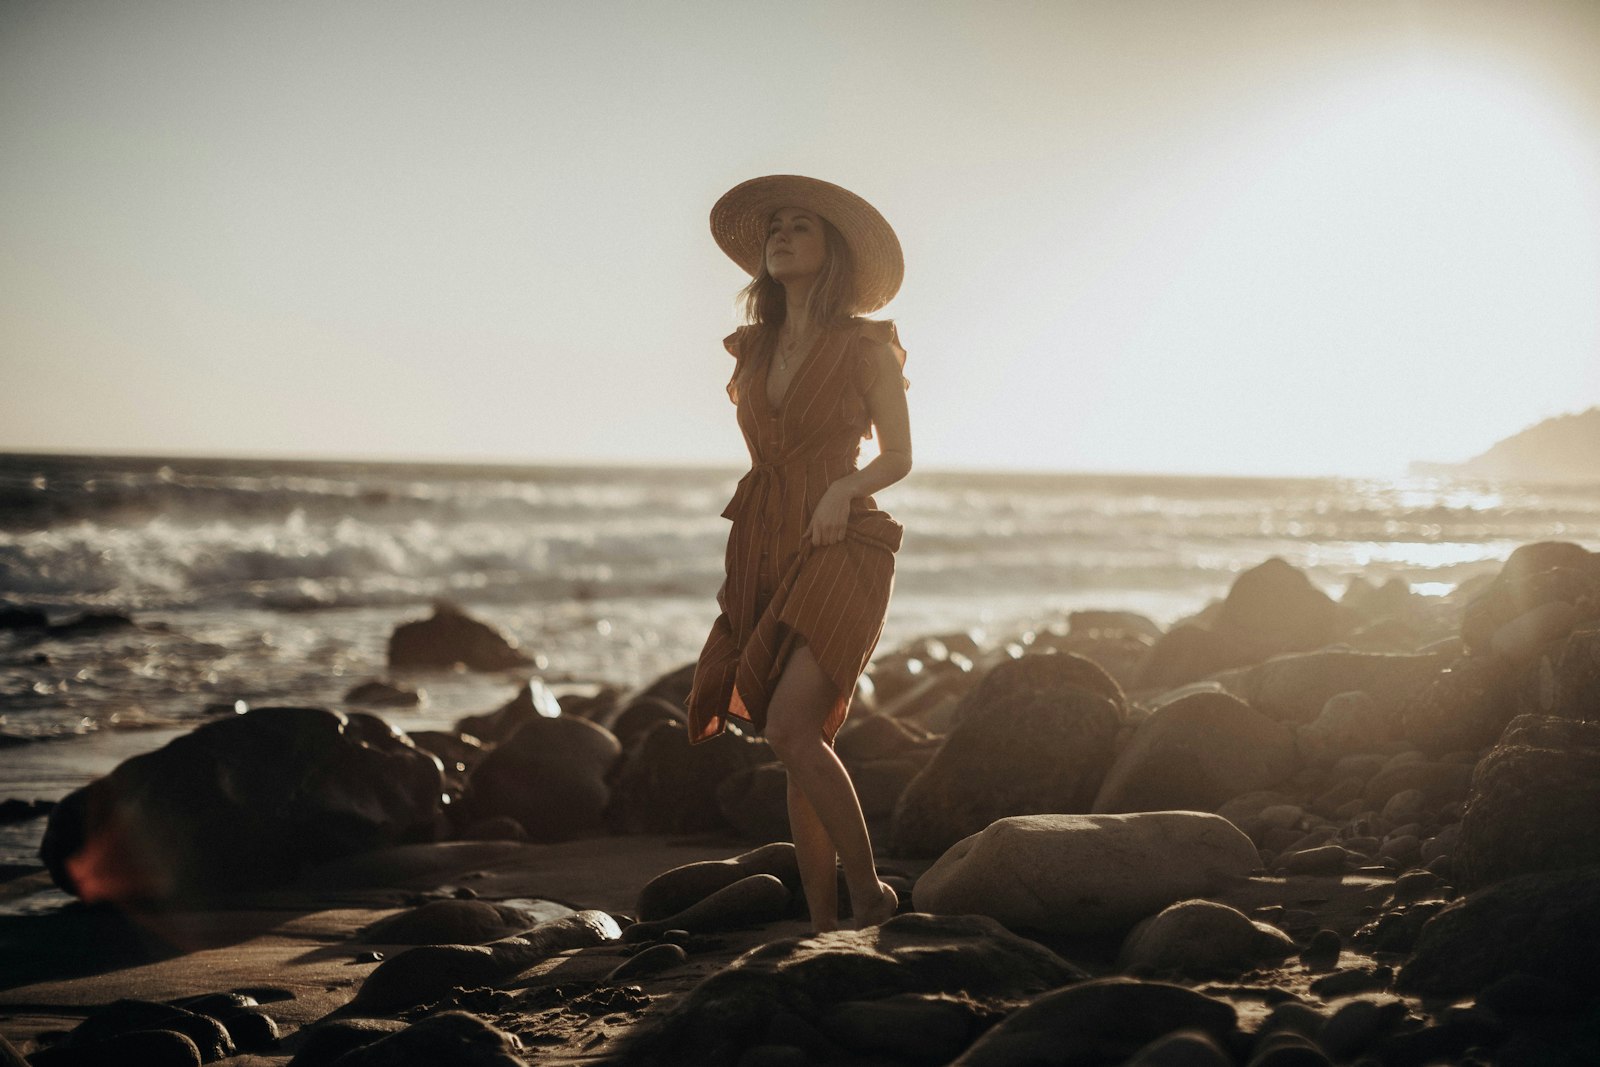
top-left (764, 207), bottom-right (827, 285)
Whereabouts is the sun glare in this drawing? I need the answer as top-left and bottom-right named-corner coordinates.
top-left (1018, 46), bottom-right (1599, 478)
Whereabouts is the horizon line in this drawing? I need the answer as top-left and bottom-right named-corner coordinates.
top-left (0, 444), bottom-right (1487, 485)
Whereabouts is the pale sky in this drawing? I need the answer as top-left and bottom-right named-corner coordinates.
top-left (3, 0), bottom-right (1598, 477)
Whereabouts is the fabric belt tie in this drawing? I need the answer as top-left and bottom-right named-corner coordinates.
top-left (722, 450), bottom-right (857, 531)
top-left (722, 450), bottom-right (857, 644)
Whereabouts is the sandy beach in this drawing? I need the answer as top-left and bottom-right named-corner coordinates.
top-left (4, 536), bottom-right (1599, 1066)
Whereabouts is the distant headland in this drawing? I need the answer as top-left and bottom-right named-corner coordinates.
top-left (1411, 407), bottom-right (1600, 484)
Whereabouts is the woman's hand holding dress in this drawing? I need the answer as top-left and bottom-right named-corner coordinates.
top-left (804, 483), bottom-right (852, 546)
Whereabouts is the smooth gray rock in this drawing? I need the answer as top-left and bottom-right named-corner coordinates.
top-left (361, 899), bottom-right (574, 945)
top-left (890, 685), bottom-right (1122, 857)
top-left (457, 714), bottom-right (619, 842)
top-left (348, 910), bottom-right (620, 1013)
top-left (1093, 692), bottom-right (1296, 814)
top-left (636, 841), bottom-right (800, 921)
top-left (913, 812), bottom-right (1259, 935)
top-left (1118, 899), bottom-right (1294, 977)
top-left (623, 873), bottom-right (790, 943)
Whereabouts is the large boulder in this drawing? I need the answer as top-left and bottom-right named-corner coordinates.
top-left (949, 651), bottom-right (1127, 726)
top-left (1211, 650), bottom-right (1446, 727)
top-left (889, 687), bottom-right (1122, 857)
top-left (1518, 628), bottom-right (1600, 721)
top-left (456, 715), bottom-right (620, 842)
top-left (1214, 556), bottom-right (1345, 651)
top-left (1135, 624), bottom-right (1269, 691)
top-left (605, 720), bottom-right (769, 835)
top-left (387, 602), bottom-right (532, 671)
top-left (913, 812), bottom-right (1260, 936)
top-left (1397, 654), bottom-right (1518, 756)
top-left (1454, 715), bottom-right (1600, 889)
top-left (1460, 542), bottom-right (1600, 658)
top-left (40, 707), bottom-right (443, 902)
top-left (614, 912), bottom-right (1086, 1067)
top-left (1092, 692), bottom-right (1296, 814)
top-left (1397, 864), bottom-right (1600, 997)
top-left (1134, 559), bottom-right (1355, 690)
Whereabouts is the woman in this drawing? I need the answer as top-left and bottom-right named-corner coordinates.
top-left (687, 174), bottom-right (912, 933)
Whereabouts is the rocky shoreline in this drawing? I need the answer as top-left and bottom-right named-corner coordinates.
top-left (3, 541), bottom-right (1599, 1065)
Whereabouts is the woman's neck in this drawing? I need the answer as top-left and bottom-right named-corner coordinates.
top-left (780, 279), bottom-right (815, 337)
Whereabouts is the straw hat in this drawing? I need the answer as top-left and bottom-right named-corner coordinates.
top-left (710, 174), bottom-right (904, 313)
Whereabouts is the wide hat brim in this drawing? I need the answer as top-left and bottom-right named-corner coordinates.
top-left (710, 174), bottom-right (904, 314)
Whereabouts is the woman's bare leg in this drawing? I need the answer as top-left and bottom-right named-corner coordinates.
top-left (786, 774), bottom-right (840, 931)
top-left (765, 643), bottom-right (897, 930)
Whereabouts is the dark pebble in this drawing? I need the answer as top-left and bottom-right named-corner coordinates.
top-left (28, 1029), bottom-right (202, 1067)
top-left (1318, 997), bottom-right (1407, 1060)
top-left (1391, 869), bottom-right (1441, 904)
top-left (231, 985), bottom-right (295, 1003)
top-left (284, 1019), bottom-right (408, 1067)
top-left (1310, 966), bottom-right (1391, 999)
top-left (217, 1009), bottom-right (279, 1051)
top-left (1299, 929), bottom-right (1341, 971)
top-left (167, 993), bottom-right (257, 1015)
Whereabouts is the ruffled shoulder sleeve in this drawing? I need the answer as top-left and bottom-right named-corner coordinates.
top-left (723, 326), bottom-right (756, 404)
top-left (842, 319), bottom-right (909, 440)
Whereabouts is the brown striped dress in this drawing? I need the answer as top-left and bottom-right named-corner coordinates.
top-left (686, 318), bottom-right (907, 745)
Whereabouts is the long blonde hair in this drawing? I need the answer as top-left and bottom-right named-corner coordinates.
top-left (738, 212), bottom-right (859, 344)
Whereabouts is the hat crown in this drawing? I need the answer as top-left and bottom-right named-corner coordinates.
top-left (711, 175), bottom-right (903, 314)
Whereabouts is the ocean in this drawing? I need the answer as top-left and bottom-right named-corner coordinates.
top-left (2, 451), bottom-right (1598, 873)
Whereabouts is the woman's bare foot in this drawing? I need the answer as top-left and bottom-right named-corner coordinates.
top-left (850, 880), bottom-right (898, 929)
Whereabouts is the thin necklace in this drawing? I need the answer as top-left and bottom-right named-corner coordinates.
top-left (778, 325), bottom-right (812, 371)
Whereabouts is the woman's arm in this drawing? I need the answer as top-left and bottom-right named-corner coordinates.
top-left (804, 344), bottom-right (913, 545)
